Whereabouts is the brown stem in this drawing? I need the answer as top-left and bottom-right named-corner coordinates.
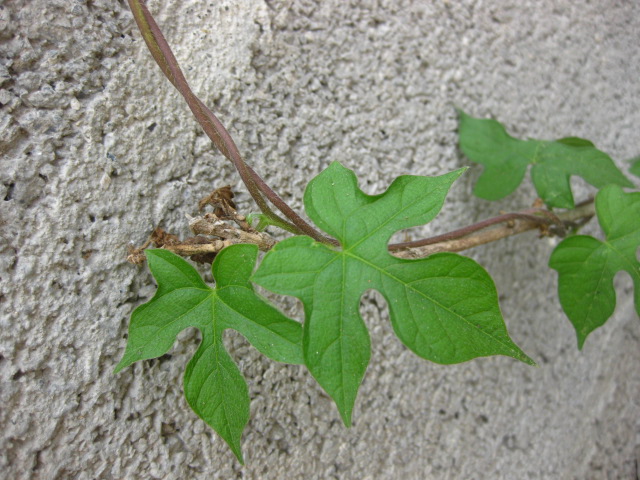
top-left (128, 1), bottom-right (269, 211)
top-left (164, 240), bottom-right (233, 257)
top-left (189, 214), bottom-right (276, 251)
top-left (129, 200), bottom-right (596, 264)
top-left (389, 210), bottom-right (549, 251)
top-left (127, 0), bottom-right (331, 244)
top-left (126, 1), bottom-right (598, 256)
top-left (391, 200), bottom-right (595, 259)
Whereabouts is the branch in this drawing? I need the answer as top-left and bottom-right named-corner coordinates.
top-left (128, 199), bottom-right (596, 264)
top-left (125, 2), bottom-right (597, 262)
top-left (188, 214), bottom-right (276, 251)
top-left (127, 0), bottom-right (332, 245)
top-left (392, 200), bottom-right (595, 259)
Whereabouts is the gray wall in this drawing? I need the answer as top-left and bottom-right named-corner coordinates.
top-left (1, 0), bottom-right (639, 478)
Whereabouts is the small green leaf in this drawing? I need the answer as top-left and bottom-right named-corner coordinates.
top-left (246, 212), bottom-right (297, 233)
top-left (253, 162), bottom-right (534, 426)
top-left (458, 110), bottom-right (633, 208)
top-left (549, 185), bottom-right (640, 348)
top-left (115, 245), bottom-right (303, 463)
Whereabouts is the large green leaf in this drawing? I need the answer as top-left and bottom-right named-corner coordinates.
top-left (549, 185), bottom-right (640, 348)
top-left (252, 162), bottom-right (534, 425)
top-left (458, 110), bottom-right (633, 208)
top-left (115, 245), bottom-right (303, 463)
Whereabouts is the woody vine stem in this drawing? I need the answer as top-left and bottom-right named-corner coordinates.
top-left (126, 0), bottom-right (597, 263)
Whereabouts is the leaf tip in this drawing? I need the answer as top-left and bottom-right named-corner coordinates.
top-left (519, 353), bottom-right (537, 367)
top-left (576, 333), bottom-right (588, 351)
top-left (340, 411), bottom-right (353, 428)
top-left (510, 343), bottom-right (537, 366)
top-left (454, 166), bottom-right (469, 177)
top-left (113, 355), bottom-right (132, 375)
top-left (231, 446), bottom-right (245, 465)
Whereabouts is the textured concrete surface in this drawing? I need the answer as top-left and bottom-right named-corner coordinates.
top-left (1, 0), bottom-right (639, 478)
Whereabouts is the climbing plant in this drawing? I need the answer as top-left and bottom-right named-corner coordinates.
top-left (116, 0), bottom-right (640, 463)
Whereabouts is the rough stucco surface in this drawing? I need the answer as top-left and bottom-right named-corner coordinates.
top-left (1, 0), bottom-right (639, 478)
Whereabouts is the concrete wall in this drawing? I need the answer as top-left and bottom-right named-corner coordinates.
top-left (1, 0), bottom-right (639, 478)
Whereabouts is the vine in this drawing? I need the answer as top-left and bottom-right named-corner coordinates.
top-left (116, 0), bottom-right (640, 463)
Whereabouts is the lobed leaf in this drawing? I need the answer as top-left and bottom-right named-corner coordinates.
top-left (115, 245), bottom-right (303, 463)
top-left (458, 110), bottom-right (633, 208)
top-left (253, 162), bottom-right (534, 425)
top-left (549, 185), bottom-right (640, 348)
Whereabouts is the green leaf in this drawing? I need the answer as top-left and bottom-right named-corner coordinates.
top-left (252, 162), bottom-right (535, 426)
top-left (549, 185), bottom-right (640, 348)
top-left (115, 245), bottom-right (303, 463)
top-left (246, 212), bottom-right (297, 233)
top-left (458, 110), bottom-right (633, 208)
